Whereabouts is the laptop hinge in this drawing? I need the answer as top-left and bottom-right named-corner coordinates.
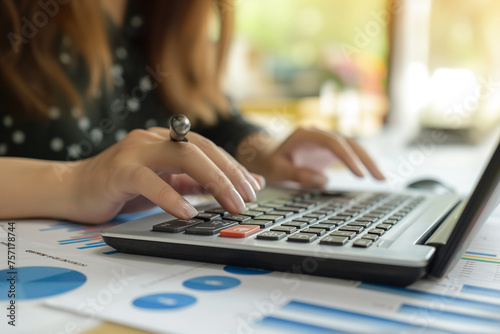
top-left (425, 200), bottom-right (467, 247)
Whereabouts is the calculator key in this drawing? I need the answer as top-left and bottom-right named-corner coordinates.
top-left (292, 217), bottom-right (317, 225)
top-left (353, 239), bottom-right (373, 248)
top-left (320, 236), bottom-right (348, 246)
top-left (330, 231), bottom-right (356, 239)
top-left (301, 228), bottom-right (326, 236)
top-left (256, 231), bottom-right (286, 240)
top-left (245, 202), bottom-right (259, 209)
top-left (371, 209), bottom-right (388, 215)
top-left (323, 204), bottom-right (342, 211)
top-left (282, 221), bottom-right (307, 229)
top-left (364, 213), bottom-right (384, 219)
top-left (152, 219), bottom-right (204, 233)
top-left (269, 199), bottom-right (293, 205)
top-left (292, 202), bottom-right (316, 210)
top-left (195, 212), bottom-right (221, 221)
top-left (287, 233), bottom-right (317, 243)
top-left (240, 210), bottom-right (264, 218)
top-left (220, 225), bottom-right (260, 238)
top-left (334, 214), bottom-right (352, 220)
top-left (184, 220), bottom-right (238, 235)
top-left (271, 226), bottom-right (297, 234)
top-left (261, 202), bottom-right (286, 209)
top-left (368, 228), bottom-right (385, 236)
top-left (314, 209), bottom-right (333, 215)
top-left (269, 210), bottom-right (295, 218)
top-left (361, 234), bottom-right (379, 241)
top-left (347, 221), bottom-right (371, 228)
top-left (356, 217), bottom-right (378, 223)
top-left (204, 207), bottom-right (229, 216)
top-left (244, 220), bottom-right (274, 228)
top-left (252, 206), bottom-right (274, 213)
top-left (310, 223), bottom-right (336, 231)
top-left (384, 219), bottom-right (398, 225)
top-left (343, 210), bottom-right (360, 216)
top-left (321, 190), bottom-right (346, 197)
top-left (282, 206), bottom-right (306, 213)
top-left (376, 223), bottom-right (392, 231)
top-left (338, 226), bottom-right (364, 234)
top-left (323, 219), bottom-right (344, 226)
top-left (255, 215), bottom-right (284, 223)
top-left (303, 213), bottom-right (326, 220)
top-left (224, 214), bottom-right (252, 223)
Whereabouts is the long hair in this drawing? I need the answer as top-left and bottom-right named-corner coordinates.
top-left (0, 0), bottom-right (233, 124)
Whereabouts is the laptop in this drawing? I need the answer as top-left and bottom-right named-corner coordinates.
top-left (101, 140), bottom-right (500, 286)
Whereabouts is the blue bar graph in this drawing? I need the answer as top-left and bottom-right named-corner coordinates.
top-left (358, 283), bottom-right (500, 313)
top-left (461, 285), bottom-right (500, 299)
top-left (281, 300), bottom-right (448, 333)
top-left (257, 316), bottom-right (347, 334)
top-left (398, 304), bottom-right (500, 328)
top-left (465, 251), bottom-right (497, 257)
top-left (77, 242), bottom-right (108, 249)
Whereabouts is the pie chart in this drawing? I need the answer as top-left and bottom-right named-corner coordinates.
top-left (0, 266), bottom-right (87, 300)
top-left (223, 266), bottom-right (273, 275)
top-left (133, 293), bottom-right (197, 310)
top-left (182, 275), bottom-right (241, 291)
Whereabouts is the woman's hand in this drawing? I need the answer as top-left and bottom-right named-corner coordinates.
top-left (69, 128), bottom-right (264, 223)
top-left (236, 127), bottom-right (385, 187)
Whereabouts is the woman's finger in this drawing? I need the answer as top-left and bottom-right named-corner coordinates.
top-left (154, 139), bottom-right (247, 214)
top-left (345, 138), bottom-right (385, 180)
top-left (278, 128), bottom-right (366, 177)
top-left (219, 147), bottom-right (264, 193)
top-left (148, 128), bottom-right (261, 200)
top-left (116, 164), bottom-right (199, 219)
top-left (187, 133), bottom-right (258, 203)
top-left (273, 158), bottom-right (328, 187)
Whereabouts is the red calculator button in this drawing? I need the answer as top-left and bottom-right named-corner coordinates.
top-left (219, 225), bottom-right (260, 238)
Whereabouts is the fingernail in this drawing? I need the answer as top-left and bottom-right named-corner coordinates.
top-left (179, 199), bottom-right (198, 218)
top-left (229, 187), bottom-right (247, 213)
top-left (247, 174), bottom-right (261, 192)
top-left (255, 174), bottom-right (266, 189)
top-left (240, 179), bottom-right (257, 202)
top-left (312, 174), bottom-right (328, 187)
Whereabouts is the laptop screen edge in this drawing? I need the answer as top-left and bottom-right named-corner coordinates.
top-left (428, 139), bottom-right (500, 278)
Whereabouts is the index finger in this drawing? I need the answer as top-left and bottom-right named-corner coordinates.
top-left (280, 128), bottom-right (366, 177)
top-left (346, 138), bottom-right (385, 180)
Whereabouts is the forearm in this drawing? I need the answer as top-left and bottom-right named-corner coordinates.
top-left (0, 157), bottom-right (79, 220)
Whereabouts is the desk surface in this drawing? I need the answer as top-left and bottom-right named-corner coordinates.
top-left (2, 130), bottom-right (500, 334)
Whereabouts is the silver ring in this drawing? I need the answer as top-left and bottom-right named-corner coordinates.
top-left (169, 114), bottom-right (190, 142)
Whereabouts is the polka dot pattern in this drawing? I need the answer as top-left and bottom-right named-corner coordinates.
top-left (49, 107), bottom-right (61, 120)
top-left (115, 129), bottom-right (128, 142)
top-left (0, 9), bottom-right (260, 162)
top-left (130, 15), bottom-right (143, 28)
top-left (12, 131), bottom-right (25, 144)
top-left (3, 115), bottom-right (13, 128)
top-left (77, 117), bottom-right (91, 131)
top-left (0, 143), bottom-right (7, 155)
top-left (59, 52), bottom-right (71, 65)
top-left (50, 138), bottom-right (64, 152)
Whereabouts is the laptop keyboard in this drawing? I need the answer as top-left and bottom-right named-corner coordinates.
top-left (152, 191), bottom-right (425, 248)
